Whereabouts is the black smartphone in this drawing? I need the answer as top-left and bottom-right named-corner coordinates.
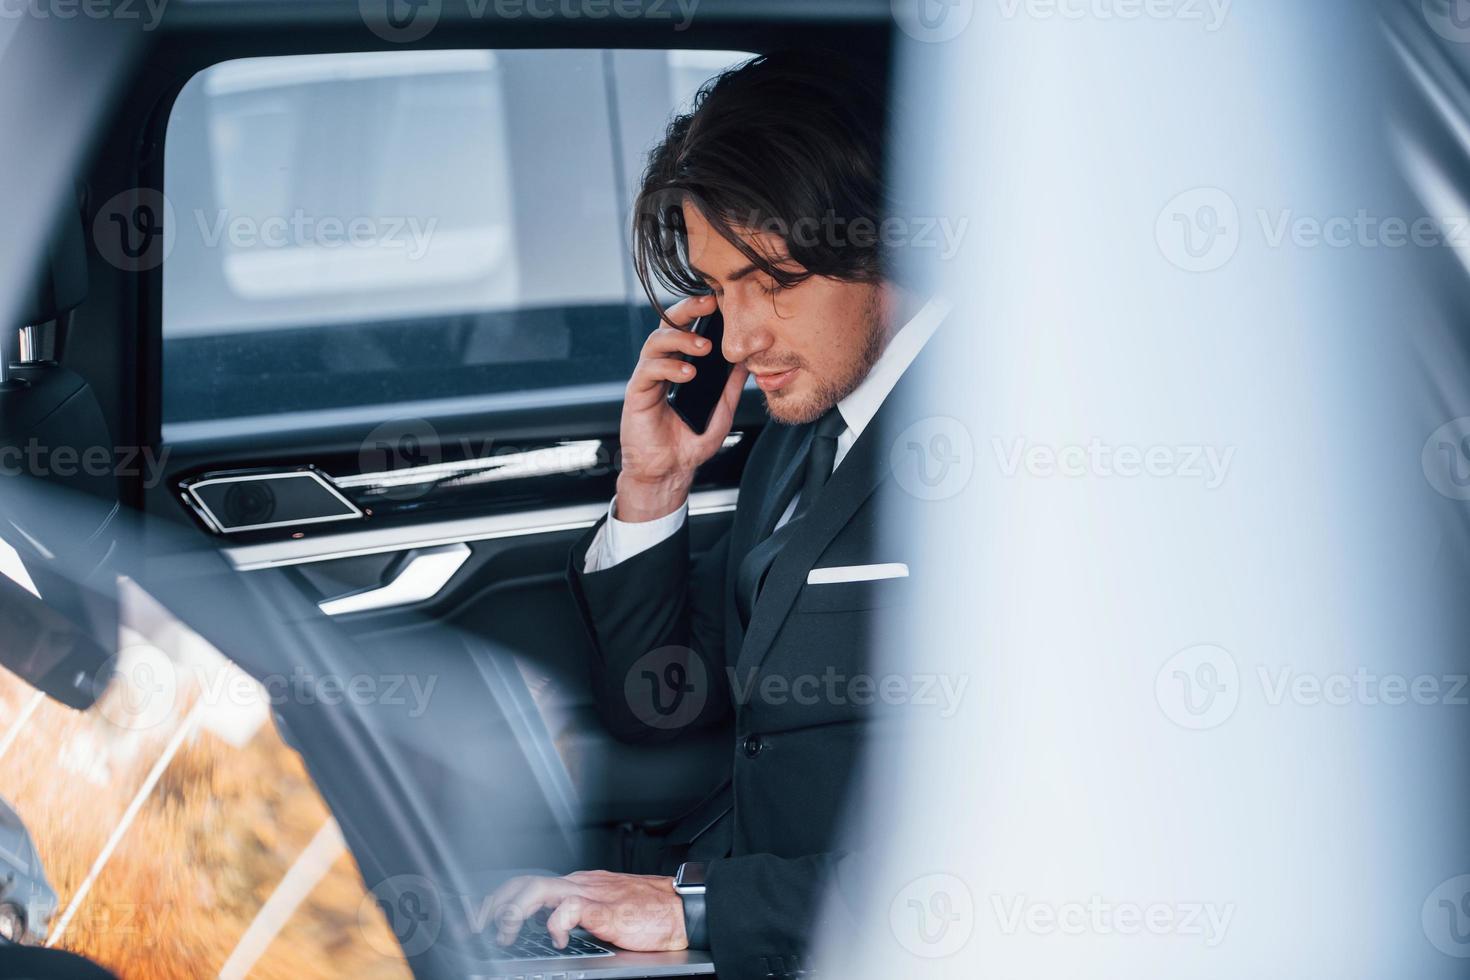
top-left (666, 308), bottom-right (734, 434)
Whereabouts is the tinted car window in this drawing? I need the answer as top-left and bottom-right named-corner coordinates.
top-left (162, 48), bottom-right (753, 434)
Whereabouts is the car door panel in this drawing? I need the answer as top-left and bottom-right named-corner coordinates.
top-left (142, 401), bottom-right (761, 842)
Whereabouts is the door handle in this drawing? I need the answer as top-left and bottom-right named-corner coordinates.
top-left (318, 543), bottom-right (470, 616)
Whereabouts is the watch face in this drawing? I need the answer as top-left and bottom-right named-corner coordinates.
top-left (676, 862), bottom-right (708, 890)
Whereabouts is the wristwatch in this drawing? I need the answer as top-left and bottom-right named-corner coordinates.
top-left (673, 861), bottom-right (709, 949)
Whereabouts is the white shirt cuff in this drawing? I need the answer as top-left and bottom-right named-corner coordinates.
top-left (582, 496), bottom-right (688, 573)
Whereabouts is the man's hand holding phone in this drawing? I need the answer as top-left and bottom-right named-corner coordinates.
top-left (617, 294), bottom-right (748, 523)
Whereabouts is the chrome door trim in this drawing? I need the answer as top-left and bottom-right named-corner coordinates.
top-left (333, 440), bottom-right (604, 496)
top-left (333, 433), bottom-right (742, 498)
top-left (318, 543), bottom-right (472, 616)
top-left (226, 487), bottom-right (739, 571)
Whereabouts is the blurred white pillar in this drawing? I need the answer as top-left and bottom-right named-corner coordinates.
top-left (831, 1), bottom-right (1470, 976)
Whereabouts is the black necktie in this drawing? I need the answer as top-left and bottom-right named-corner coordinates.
top-left (735, 407), bottom-right (848, 627)
top-left (792, 407), bottom-right (847, 520)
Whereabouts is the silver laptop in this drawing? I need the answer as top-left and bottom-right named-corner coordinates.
top-left (476, 922), bottom-right (715, 979)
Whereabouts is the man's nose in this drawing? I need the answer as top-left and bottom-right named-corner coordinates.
top-left (720, 307), bottom-right (773, 364)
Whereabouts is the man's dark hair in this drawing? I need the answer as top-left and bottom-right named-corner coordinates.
top-left (632, 49), bottom-right (890, 320)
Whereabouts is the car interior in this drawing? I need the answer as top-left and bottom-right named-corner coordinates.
top-left (0, 2), bottom-right (895, 976)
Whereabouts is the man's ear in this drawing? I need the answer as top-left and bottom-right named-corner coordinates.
top-left (882, 282), bottom-right (923, 331)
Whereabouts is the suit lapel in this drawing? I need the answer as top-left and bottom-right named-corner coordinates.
top-left (724, 422), bottom-right (812, 653)
top-left (752, 426), bottom-right (814, 544)
top-left (731, 333), bottom-right (946, 677)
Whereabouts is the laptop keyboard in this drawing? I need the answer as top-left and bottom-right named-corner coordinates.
top-left (496, 927), bottom-right (616, 961)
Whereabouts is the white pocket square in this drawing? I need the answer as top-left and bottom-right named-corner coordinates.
top-left (806, 563), bottom-right (910, 585)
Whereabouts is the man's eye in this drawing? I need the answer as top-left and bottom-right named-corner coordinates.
top-left (759, 278), bottom-right (784, 296)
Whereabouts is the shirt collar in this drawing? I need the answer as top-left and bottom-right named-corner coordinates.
top-left (835, 295), bottom-right (951, 439)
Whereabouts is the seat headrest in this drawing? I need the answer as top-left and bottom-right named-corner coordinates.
top-left (19, 190), bottom-right (87, 327)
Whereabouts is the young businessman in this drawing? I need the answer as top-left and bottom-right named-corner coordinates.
top-left (488, 50), bottom-right (949, 979)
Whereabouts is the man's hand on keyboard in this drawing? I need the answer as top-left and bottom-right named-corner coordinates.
top-left (489, 870), bottom-right (688, 952)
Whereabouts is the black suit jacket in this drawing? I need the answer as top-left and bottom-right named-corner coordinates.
top-left (566, 336), bottom-right (940, 980)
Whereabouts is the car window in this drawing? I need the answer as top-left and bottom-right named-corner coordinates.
top-left (0, 578), bottom-right (411, 977)
top-left (161, 48), bottom-right (754, 437)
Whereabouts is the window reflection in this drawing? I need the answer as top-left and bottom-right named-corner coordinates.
top-left (0, 580), bottom-right (409, 978)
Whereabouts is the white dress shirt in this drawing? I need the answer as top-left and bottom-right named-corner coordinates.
top-left (583, 296), bottom-right (950, 573)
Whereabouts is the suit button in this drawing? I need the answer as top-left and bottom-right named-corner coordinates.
top-left (742, 734), bottom-right (764, 758)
